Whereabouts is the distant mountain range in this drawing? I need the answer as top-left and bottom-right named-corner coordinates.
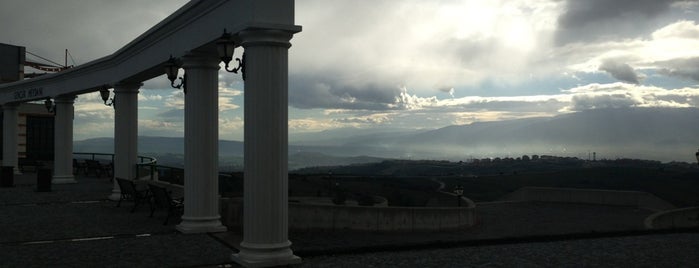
top-left (74, 107), bottom-right (699, 167)
top-left (350, 107), bottom-right (699, 162)
top-left (73, 136), bottom-right (384, 170)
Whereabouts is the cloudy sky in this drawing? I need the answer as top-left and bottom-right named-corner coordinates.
top-left (2, 0), bottom-right (699, 141)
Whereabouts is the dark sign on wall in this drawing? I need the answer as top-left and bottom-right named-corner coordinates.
top-left (13, 87), bottom-right (43, 100)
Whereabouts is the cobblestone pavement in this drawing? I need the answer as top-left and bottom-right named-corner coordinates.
top-left (298, 233), bottom-right (699, 267)
top-left (0, 174), bottom-right (233, 267)
top-left (2, 173), bottom-right (695, 267)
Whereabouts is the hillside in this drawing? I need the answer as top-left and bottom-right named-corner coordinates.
top-left (356, 108), bottom-right (699, 162)
top-left (75, 108), bottom-right (699, 164)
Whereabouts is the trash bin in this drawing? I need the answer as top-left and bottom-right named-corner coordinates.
top-left (0, 166), bottom-right (13, 187)
top-left (37, 168), bottom-right (52, 192)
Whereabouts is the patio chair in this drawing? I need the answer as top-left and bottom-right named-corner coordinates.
top-left (73, 159), bottom-right (87, 175)
top-left (115, 178), bottom-right (151, 213)
top-left (85, 160), bottom-right (106, 177)
top-left (148, 184), bottom-right (184, 225)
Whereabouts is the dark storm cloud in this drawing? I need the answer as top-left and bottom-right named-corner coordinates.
top-left (289, 75), bottom-right (402, 110)
top-left (0, 1), bottom-right (186, 65)
top-left (599, 60), bottom-right (641, 84)
top-left (555, 0), bottom-right (688, 45)
top-left (655, 57), bottom-right (699, 82)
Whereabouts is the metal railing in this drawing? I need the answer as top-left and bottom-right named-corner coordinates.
top-left (74, 152), bottom-right (157, 179)
top-left (73, 152), bottom-right (156, 165)
top-left (74, 152), bottom-right (239, 195)
top-left (135, 162), bottom-right (241, 196)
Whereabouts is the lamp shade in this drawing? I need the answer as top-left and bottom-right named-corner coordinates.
top-left (166, 64), bottom-right (179, 82)
top-left (217, 39), bottom-right (235, 64)
top-left (44, 98), bottom-right (53, 112)
top-left (164, 56), bottom-right (181, 82)
top-left (99, 88), bottom-right (110, 103)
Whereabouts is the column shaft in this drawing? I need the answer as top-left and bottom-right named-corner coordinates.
top-left (109, 83), bottom-right (140, 201)
top-left (176, 52), bottom-right (227, 234)
top-left (52, 96), bottom-right (77, 183)
top-left (2, 104), bottom-right (19, 174)
top-left (233, 29), bottom-right (301, 267)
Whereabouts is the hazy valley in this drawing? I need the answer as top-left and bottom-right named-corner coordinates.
top-left (74, 107), bottom-right (699, 170)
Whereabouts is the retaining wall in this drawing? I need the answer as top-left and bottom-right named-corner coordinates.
top-left (644, 207), bottom-right (699, 229)
top-left (501, 187), bottom-right (675, 211)
top-left (220, 196), bottom-right (476, 232)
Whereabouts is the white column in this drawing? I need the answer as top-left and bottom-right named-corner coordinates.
top-left (2, 103), bottom-right (19, 174)
top-left (176, 52), bottom-right (227, 234)
top-left (52, 95), bottom-right (77, 184)
top-left (108, 83), bottom-right (141, 201)
top-left (232, 29), bottom-right (301, 267)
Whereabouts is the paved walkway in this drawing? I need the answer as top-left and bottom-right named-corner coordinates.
top-left (1, 172), bottom-right (697, 267)
top-left (298, 233), bottom-right (699, 267)
top-left (0, 174), bottom-right (232, 267)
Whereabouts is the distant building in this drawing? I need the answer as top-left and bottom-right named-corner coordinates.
top-left (0, 103), bottom-right (55, 163)
top-left (0, 43), bottom-right (56, 165)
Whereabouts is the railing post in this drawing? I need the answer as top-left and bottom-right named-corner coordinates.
top-left (150, 164), bottom-right (155, 181)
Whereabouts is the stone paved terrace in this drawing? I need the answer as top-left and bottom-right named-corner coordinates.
top-left (1, 172), bottom-right (697, 267)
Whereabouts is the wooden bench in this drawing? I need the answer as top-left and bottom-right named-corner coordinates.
top-left (115, 178), bottom-right (151, 213)
top-left (148, 183), bottom-right (184, 225)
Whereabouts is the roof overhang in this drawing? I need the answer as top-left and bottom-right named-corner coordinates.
top-left (0, 0), bottom-right (301, 104)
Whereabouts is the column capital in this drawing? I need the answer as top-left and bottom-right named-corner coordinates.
top-left (182, 52), bottom-right (220, 70)
top-left (239, 29), bottom-right (294, 48)
top-left (114, 82), bottom-right (142, 94)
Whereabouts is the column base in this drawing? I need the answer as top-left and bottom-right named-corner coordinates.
top-left (108, 190), bottom-right (121, 201)
top-left (52, 175), bottom-right (76, 184)
top-left (176, 216), bottom-right (227, 234)
top-left (231, 241), bottom-right (301, 268)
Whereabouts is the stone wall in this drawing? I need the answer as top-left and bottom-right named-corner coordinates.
top-left (645, 207), bottom-right (699, 229)
top-left (501, 187), bottom-right (675, 211)
top-left (220, 196), bottom-right (476, 232)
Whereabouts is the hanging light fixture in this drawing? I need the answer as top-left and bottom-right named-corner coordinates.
top-left (216, 29), bottom-right (245, 80)
top-left (165, 55), bottom-right (185, 91)
top-left (44, 98), bottom-right (54, 114)
top-left (99, 86), bottom-right (114, 106)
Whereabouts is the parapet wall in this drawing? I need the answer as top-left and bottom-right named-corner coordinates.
top-left (644, 207), bottom-right (699, 229)
top-left (221, 196), bottom-right (476, 232)
top-left (501, 187), bottom-right (675, 211)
